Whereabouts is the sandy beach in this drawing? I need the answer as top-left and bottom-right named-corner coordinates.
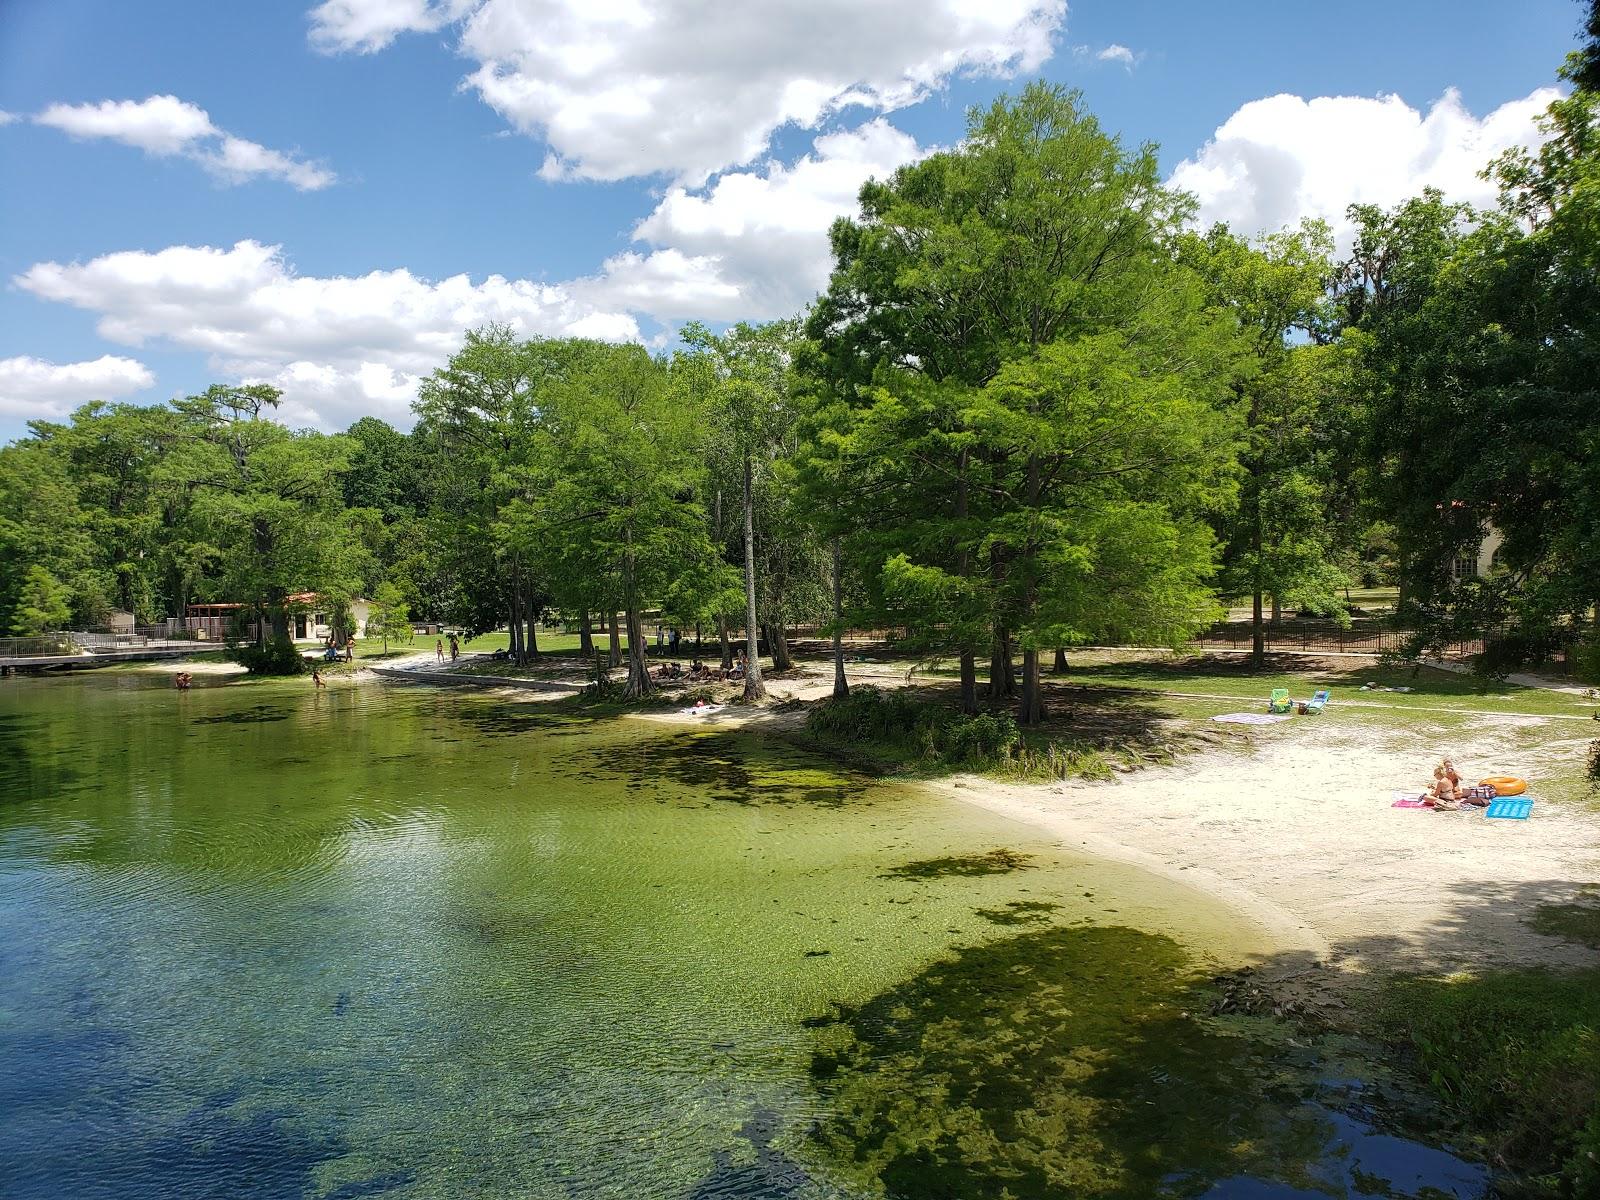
top-left (633, 660), bottom-right (1600, 984)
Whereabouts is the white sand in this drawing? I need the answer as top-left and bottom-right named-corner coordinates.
top-left (642, 662), bottom-right (1600, 976)
top-left (937, 716), bottom-right (1600, 976)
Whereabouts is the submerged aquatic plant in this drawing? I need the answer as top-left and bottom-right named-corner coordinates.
top-left (807, 925), bottom-right (1338, 1199)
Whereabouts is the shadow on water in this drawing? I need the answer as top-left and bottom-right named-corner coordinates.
top-left (803, 925), bottom-right (1490, 1200)
top-left (559, 730), bottom-right (875, 808)
top-left (437, 698), bottom-right (587, 737)
top-left (190, 705), bottom-right (292, 725)
top-left (881, 847), bottom-right (1034, 880)
top-left (686, 1108), bottom-right (812, 1199)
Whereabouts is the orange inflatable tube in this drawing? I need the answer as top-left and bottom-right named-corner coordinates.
top-left (1480, 776), bottom-right (1527, 797)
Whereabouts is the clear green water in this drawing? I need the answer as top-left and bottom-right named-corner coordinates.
top-left (0, 672), bottom-right (1487, 1198)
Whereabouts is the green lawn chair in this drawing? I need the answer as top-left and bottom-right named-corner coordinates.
top-left (1267, 687), bottom-right (1293, 714)
top-left (1304, 688), bottom-right (1330, 714)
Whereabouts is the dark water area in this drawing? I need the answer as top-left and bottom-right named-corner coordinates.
top-left (0, 671), bottom-right (1489, 1198)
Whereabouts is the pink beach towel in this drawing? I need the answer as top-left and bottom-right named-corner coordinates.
top-left (1391, 792), bottom-right (1429, 809)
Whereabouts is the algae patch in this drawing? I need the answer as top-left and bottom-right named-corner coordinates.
top-left (881, 847), bottom-right (1034, 880)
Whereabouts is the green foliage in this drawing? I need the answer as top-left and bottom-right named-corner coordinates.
top-left (10, 565), bottom-right (72, 635)
top-left (1346, 73), bottom-right (1600, 664)
top-left (804, 686), bottom-right (1019, 766)
top-left (1380, 969), bottom-right (1600, 1194)
top-left (229, 636), bottom-right (307, 676)
top-left (364, 583), bottom-right (412, 652)
top-left (808, 82), bottom-right (1244, 721)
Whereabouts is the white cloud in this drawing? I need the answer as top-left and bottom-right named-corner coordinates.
top-left (34, 95), bottom-right (336, 190)
top-left (1170, 86), bottom-right (1561, 242)
top-left (308, 0), bottom-right (474, 52)
top-left (14, 241), bottom-right (641, 430)
top-left (1097, 44), bottom-right (1136, 67)
top-left (582, 118), bottom-right (927, 321)
top-left (0, 355), bottom-right (154, 420)
top-left (0, 111), bottom-right (19, 126)
top-left (308, 0), bottom-right (1063, 184)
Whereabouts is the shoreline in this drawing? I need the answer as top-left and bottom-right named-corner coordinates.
top-left (132, 654), bottom-right (1600, 986)
top-left (626, 670), bottom-right (1600, 989)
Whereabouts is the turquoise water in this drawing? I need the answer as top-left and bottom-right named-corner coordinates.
top-left (0, 671), bottom-right (1488, 1198)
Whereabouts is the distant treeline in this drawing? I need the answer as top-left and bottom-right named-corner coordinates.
top-left (5, 63), bottom-right (1600, 712)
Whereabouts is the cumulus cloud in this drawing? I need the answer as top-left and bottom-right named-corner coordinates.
top-left (1096, 44), bottom-right (1136, 67)
top-left (308, 0), bottom-right (474, 52)
top-left (0, 355), bottom-right (155, 420)
top-left (1170, 86), bottom-right (1561, 242)
top-left (581, 118), bottom-right (926, 321)
top-left (14, 241), bottom-right (641, 430)
top-left (0, 111), bottom-right (19, 126)
top-left (34, 95), bottom-right (336, 190)
top-left (308, 0), bottom-right (1063, 184)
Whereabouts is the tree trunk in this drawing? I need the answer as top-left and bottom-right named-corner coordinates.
top-left (1018, 453), bottom-right (1045, 726)
top-left (955, 447), bottom-right (978, 715)
top-left (987, 540), bottom-right (1014, 697)
top-left (959, 653), bottom-right (977, 713)
top-left (1053, 647), bottom-right (1068, 674)
top-left (989, 626), bottom-right (1015, 699)
top-left (1020, 648), bottom-right (1045, 726)
top-left (527, 614), bottom-right (538, 657)
top-left (831, 536), bottom-right (849, 700)
top-left (622, 533), bottom-right (653, 700)
top-left (718, 616), bottom-right (732, 669)
top-left (579, 610), bottom-right (594, 657)
top-left (508, 581), bottom-right (523, 666)
top-left (742, 453), bottom-right (767, 701)
top-left (608, 611), bottom-right (621, 668)
top-left (1271, 594), bottom-right (1283, 623)
top-left (769, 621), bottom-right (793, 671)
top-left (1248, 406), bottom-right (1266, 669)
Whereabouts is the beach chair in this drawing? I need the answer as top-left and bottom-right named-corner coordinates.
top-left (1304, 688), bottom-right (1330, 714)
top-left (1267, 687), bottom-right (1293, 714)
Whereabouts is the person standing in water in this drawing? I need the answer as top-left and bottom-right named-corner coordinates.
top-left (312, 668), bottom-right (326, 689)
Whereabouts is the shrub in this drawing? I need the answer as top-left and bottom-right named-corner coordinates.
top-left (1380, 969), bottom-right (1600, 1194)
top-left (939, 711), bottom-right (1020, 763)
top-left (229, 637), bottom-right (307, 676)
top-left (805, 686), bottom-right (927, 743)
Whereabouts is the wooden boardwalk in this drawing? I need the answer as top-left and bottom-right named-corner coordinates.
top-left (0, 646), bottom-right (199, 671)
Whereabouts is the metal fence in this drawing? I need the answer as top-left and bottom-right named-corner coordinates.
top-left (0, 628), bottom-right (209, 660)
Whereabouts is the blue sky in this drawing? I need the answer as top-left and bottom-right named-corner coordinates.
top-left (0, 0), bottom-right (1583, 439)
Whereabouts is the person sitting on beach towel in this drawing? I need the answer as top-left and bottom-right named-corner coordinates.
top-left (1426, 765), bottom-right (1460, 810)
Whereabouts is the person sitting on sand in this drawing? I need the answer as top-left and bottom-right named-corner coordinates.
top-left (1427, 765), bottom-right (1459, 810)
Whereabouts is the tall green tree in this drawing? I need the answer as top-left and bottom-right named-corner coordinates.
top-left (808, 83), bottom-right (1243, 723)
top-left (162, 384), bottom-right (354, 668)
top-left (682, 321), bottom-right (808, 700)
top-left (540, 343), bottom-right (716, 699)
top-left (1181, 221), bottom-right (1346, 665)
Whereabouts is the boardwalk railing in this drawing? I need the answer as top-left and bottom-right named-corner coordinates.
top-left (0, 628), bottom-right (207, 660)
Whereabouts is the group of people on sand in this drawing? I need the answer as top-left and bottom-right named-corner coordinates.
top-left (653, 653), bottom-right (746, 684)
top-left (434, 634), bottom-right (459, 663)
top-left (1422, 757), bottom-right (1491, 810)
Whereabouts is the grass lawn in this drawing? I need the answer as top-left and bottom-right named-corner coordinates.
top-left (1030, 650), bottom-right (1594, 720)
